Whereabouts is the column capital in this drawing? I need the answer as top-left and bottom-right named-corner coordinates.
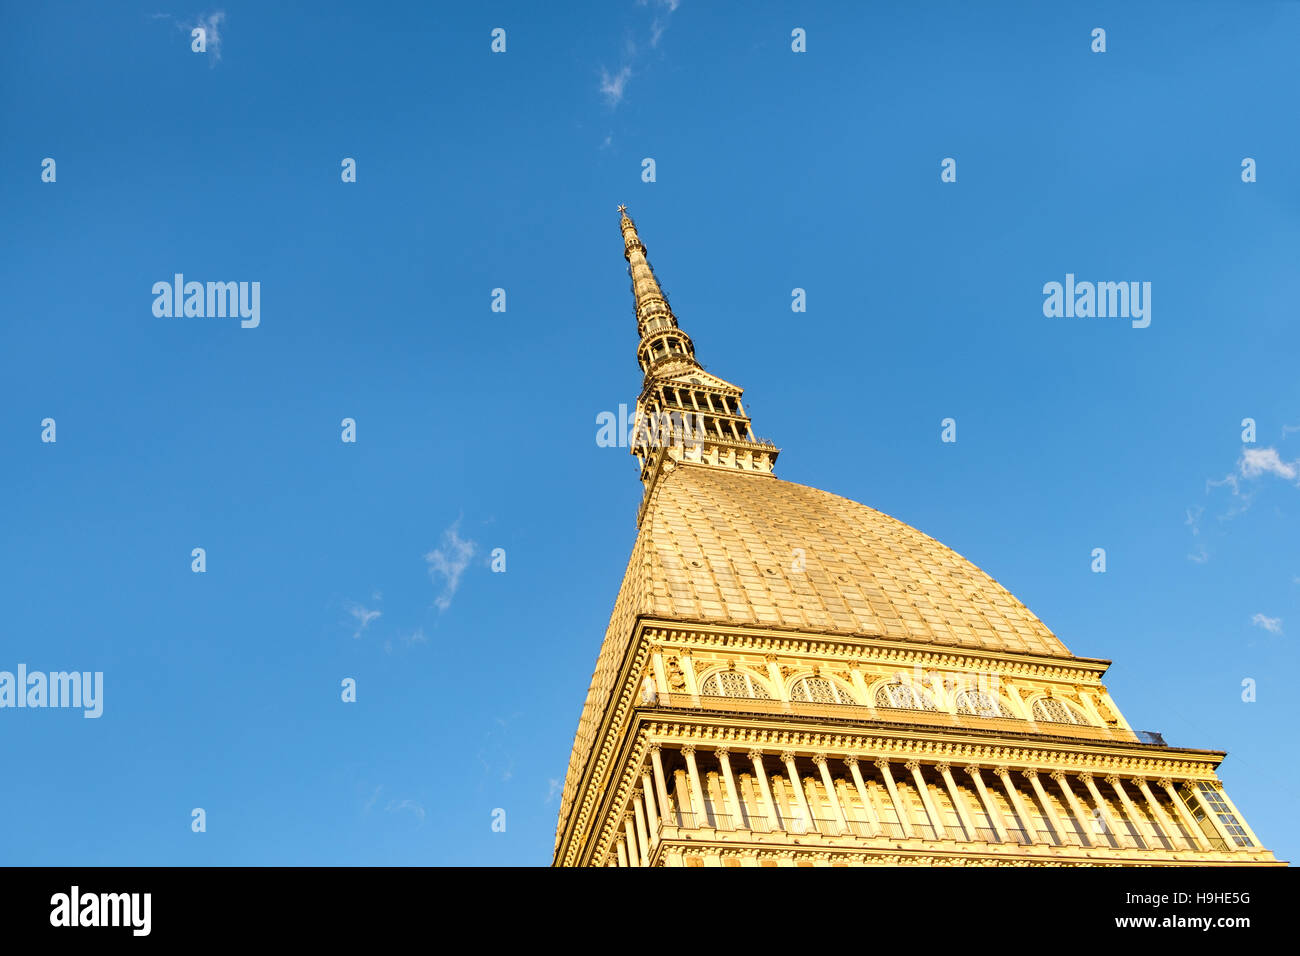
top-left (964, 764), bottom-right (982, 778)
top-left (994, 765), bottom-right (1011, 777)
top-left (1131, 776), bottom-right (1148, 787)
top-left (935, 761), bottom-right (952, 774)
top-left (1048, 770), bottom-right (1068, 784)
top-left (1156, 777), bottom-right (1174, 790)
top-left (1104, 774), bottom-right (1122, 787)
top-left (780, 751), bottom-right (797, 763)
top-left (1021, 768), bottom-right (1039, 781)
top-left (648, 743), bottom-right (662, 755)
top-left (1077, 771), bottom-right (1094, 784)
top-left (747, 749), bottom-right (765, 763)
top-left (811, 753), bottom-right (828, 767)
top-left (681, 744), bottom-right (696, 757)
top-left (903, 759), bottom-right (921, 772)
top-left (843, 755), bottom-right (859, 768)
top-left (715, 746), bottom-right (730, 759)
top-left (873, 757), bottom-right (892, 772)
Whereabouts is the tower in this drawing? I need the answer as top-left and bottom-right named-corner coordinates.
top-left (551, 208), bottom-right (1279, 867)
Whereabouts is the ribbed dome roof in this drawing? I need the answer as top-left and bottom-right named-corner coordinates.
top-left (641, 464), bottom-right (1069, 657)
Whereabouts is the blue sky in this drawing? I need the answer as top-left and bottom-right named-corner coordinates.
top-left (1, 1), bottom-right (1296, 866)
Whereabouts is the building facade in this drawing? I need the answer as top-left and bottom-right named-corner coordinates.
top-left (551, 207), bottom-right (1278, 867)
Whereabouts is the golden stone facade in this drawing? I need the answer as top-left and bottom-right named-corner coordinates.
top-left (551, 208), bottom-right (1279, 867)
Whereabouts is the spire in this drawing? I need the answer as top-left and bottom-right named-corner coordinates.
top-left (619, 205), bottom-right (697, 373)
top-left (616, 206), bottom-right (779, 519)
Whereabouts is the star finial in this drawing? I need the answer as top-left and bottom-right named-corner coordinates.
top-left (617, 203), bottom-right (628, 215)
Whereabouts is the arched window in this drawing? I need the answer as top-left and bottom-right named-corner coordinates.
top-left (789, 675), bottom-right (855, 706)
top-left (1032, 697), bottom-right (1088, 725)
top-left (874, 682), bottom-right (939, 711)
top-left (700, 670), bottom-right (772, 700)
top-left (954, 690), bottom-right (1012, 719)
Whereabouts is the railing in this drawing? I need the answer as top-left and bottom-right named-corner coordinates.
top-left (655, 810), bottom-right (1215, 855)
top-left (649, 693), bottom-right (1143, 745)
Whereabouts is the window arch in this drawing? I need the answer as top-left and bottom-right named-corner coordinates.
top-left (1031, 697), bottom-right (1089, 725)
top-left (700, 669), bottom-right (772, 700)
top-left (874, 681), bottom-right (939, 711)
top-left (954, 689), bottom-right (1013, 719)
top-left (789, 675), bottom-right (856, 706)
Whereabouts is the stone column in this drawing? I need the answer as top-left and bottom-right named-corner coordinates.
top-left (937, 762), bottom-right (978, 841)
top-left (1023, 769), bottom-right (1069, 845)
top-left (682, 746), bottom-right (709, 823)
top-left (649, 744), bottom-right (671, 824)
top-left (849, 664), bottom-right (869, 702)
top-left (624, 813), bottom-right (640, 867)
top-left (617, 840), bottom-right (628, 868)
top-left (846, 757), bottom-right (881, 835)
top-left (749, 750), bottom-right (781, 831)
top-left (905, 760), bottom-right (946, 839)
top-left (1159, 778), bottom-right (1207, 851)
top-left (641, 769), bottom-right (660, 841)
top-left (765, 656), bottom-right (788, 703)
top-left (965, 765), bottom-right (1008, 842)
top-left (996, 766), bottom-right (1038, 842)
top-left (1105, 775), bottom-right (1150, 849)
top-left (677, 651), bottom-right (699, 696)
top-left (1049, 771), bottom-right (1094, 847)
top-left (1079, 772), bottom-right (1122, 847)
top-left (1135, 777), bottom-right (1185, 850)
top-left (782, 753), bottom-right (815, 833)
top-left (875, 758), bottom-right (912, 837)
top-left (813, 755), bottom-right (849, 835)
top-left (650, 648), bottom-right (669, 702)
top-left (716, 748), bottom-right (744, 829)
top-left (632, 793), bottom-right (650, 863)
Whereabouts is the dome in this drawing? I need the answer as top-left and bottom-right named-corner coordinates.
top-left (638, 463), bottom-right (1069, 657)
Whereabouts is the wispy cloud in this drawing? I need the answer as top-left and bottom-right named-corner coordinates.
top-left (1240, 446), bottom-right (1299, 482)
top-left (599, 1), bottom-right (681, 107)
top-left (1281, 423), bottom-right (1300, 439)
top-left (154, 10), bottom-right (226, 64)
top-left (645, 0), bottom-right (680, 47)
top-left (1184, 506), bottom-right (1209, 562)
top-left (385, 798), bottom-right (426, 824)
top-left (545, 778), bottom-right (561, 804)
top-left (1251, 613), bottom-right (1283, 634)
top-left (599, 66), bottom-right (632, 106)
top-left (362, 785), bottom-right (383, 815)
top-left (192, 11), bottom-right (226, 62)
top-left (425, 521), bottom-right (477, 612)
top-left (346, 602), bottom-right (382, 639)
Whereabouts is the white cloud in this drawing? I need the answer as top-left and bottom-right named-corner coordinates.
top-left (599, 1), bottom-right (681, 107)
top-left (599, 66), bottom-right (632, 106)
top-left (425, 522), bottom-right (477, 612)
top-left (1251, 613), bottom-right (1283, 634)
top-left (545, 778), bottom-right (561, 804)
top-left (1239, 446), bottom-right (1299, 482)
top-left (347, 602), bottom-right (382, 639)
